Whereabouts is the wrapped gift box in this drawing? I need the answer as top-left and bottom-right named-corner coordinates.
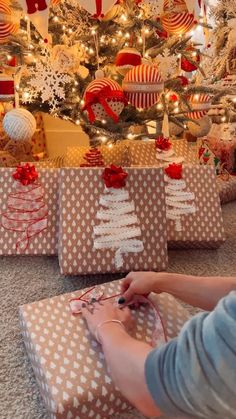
top-left (64, 143), bottom-right (131, 167)
top-left (19, 279), bottom-right (191, 419)
top-left (59, 167), bottom-right (168, 275)
top-left (0, 168), bottom-right (59, 255)
top-left (218, 175), bottom-right (236, 204)
top-left (167, 165), bottom-right (225, 249)
top-left (207, 123), bottom-right (236, 173)
top-left (127, 139), bottom-right (196, 167)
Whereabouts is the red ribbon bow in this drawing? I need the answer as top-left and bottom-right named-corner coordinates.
top-left (83, 86), bottom-right (125, 124)
top-left (102, 164), bottom-right (128, 189)
top-left (165, 163), bottom-right (183, 179)
top-left (12, 163), bottom-right (38, 186)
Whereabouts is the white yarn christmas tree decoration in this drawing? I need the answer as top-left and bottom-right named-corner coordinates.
top-left (93, 187), bottom-right (144, 268)
top-left (165, 164), bottom-right (196, 232)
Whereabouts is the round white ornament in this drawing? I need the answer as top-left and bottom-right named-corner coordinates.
top-left (3, 108), bottom-right (36, 141)
top-left (187, 115), bottom-right (212, 138)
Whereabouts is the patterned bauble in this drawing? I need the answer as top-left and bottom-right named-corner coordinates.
top-left (0, 0), bottom-right (19, 43)
top-left (0, 74), bottom-right (14, 102)
top-left (82, 78), bottom-right (125, 123)
top-left (123, 64), bottom-right (164, 109)
top-left (181, 47), bottom-right (200, 72)
top-left (115, 47), bottom-right (142, 76)
top-left (160, 0), bottom-right (196, 36)
top-left (3, 108), bottom-right (36, 141)
top-left (188, 115), bottom-right (212, 138)
top-left (186, 94), bottom-right (211, 120)
top-left (156, 18), bottom-right (168, 38)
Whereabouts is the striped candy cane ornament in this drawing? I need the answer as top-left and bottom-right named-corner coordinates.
top-left (0, 0), bottom-right (19, 43)
top-left (161, 0), bottom-right (196, 36)
top-left (187, 93), bottom-right (211, 120)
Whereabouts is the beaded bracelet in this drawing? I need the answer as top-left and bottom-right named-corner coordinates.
top-left (95, 319), bottom-right (125, 344)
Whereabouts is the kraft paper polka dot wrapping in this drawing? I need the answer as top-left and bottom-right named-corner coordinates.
top-left (58, 167), bottom-right (168, 275)
top-left (64, 143), bottom-right (131, 167)
top-left (0, 168), bottom-right (59, 255)
top-left (19, 279), bottom-right (192, 419)
top-left (167, 165), bottom-right (225, 249)
top-left (128, 139), bottom-right (196, 167)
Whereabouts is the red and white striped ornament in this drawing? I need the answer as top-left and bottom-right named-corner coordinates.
top-left (122, 64), bottom-right (164, 109)
top-left (82, 78), bottom-right (125, 123)
top-left (186, 94), bottom-right (211, 120)
top-left (0, 74), bottom-right (15, 102)
top-left (160, 0), bottom-right (196, 36)
top-left (0, 0), bottom-right (19, 43)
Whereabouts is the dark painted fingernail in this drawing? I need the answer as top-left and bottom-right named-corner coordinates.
top-left (82, 303), bottom-right (86, 308)
top-left (118, 297), bottom-right (126, 305)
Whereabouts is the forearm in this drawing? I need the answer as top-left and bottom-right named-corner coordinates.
top-left (99, 324), bottom-right (161, 417)
top-left (156, 273), bottom-right (236, 310)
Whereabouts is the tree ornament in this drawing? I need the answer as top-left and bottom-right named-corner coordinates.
top-left (164, 163), bottom-right (196, 232)
top-left (115, 47), bottom-right (142, 76)
top-left (78, 0), bottom-right (117, 18)
top-left (0, 0), bottom-right (19, 43)
top-left (156, 18), bottom-right (168, 39)
top-left (1, 163), bottom-right (48, 251)
top-left (95, 69), bottom-right (105, 79)
top-left (177, 75), bottom-right (189, 86)
top-left (154, 49), bottom-right (178, 80)
top-left (93, 165), bottom-right (144, 268)
top-left (123, 64), bottom-right (164, 109)
top-left (0, 74), bottom-right (15, 102)
top-left (160, 0), bottom-right (196, 36)
top-left (82, 78), bottom-right (126, 123)
top-left (187, 115), bottom-right (212, 137)
top-left (156, 135), bottom-right (184, 163)
top-left (80, 147), bottom-right (104, 167)
top-left (181, 47), bottom-right (200, 72)
top-left (186, 94), bottom-right (211, 120)
top-left (17, 0), bottom-right (51, 40)
top-left (3, 108), bottom-right (36, 141)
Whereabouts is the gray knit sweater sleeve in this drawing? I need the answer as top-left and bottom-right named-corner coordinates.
top-left (145, 291), bottom-right (236, 418)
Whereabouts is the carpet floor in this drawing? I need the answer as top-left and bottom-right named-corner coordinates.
top-left (1, 201), bottom-right (236, 419)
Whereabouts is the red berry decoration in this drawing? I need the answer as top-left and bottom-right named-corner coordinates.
top-left (169, 93), bottom-right (178, 102)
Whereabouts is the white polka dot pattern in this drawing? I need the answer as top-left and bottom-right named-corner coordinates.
top-left (128, 139), bottom-right (195, 166)
top-left (0, 168), bottom-right (59, 255)
top-left (19, 279), bottom-right (192, 418)
top-left (167, 165), bottom-right (225, 249)
top-left (64, 144), bottom-right (131, 167)
top-left (58, 167), bottom-right (168, 275)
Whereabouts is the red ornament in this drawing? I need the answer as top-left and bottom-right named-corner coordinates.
top-left (7, 56), bottom-right (17, 67)
top-left (198, 145), bottom-right (205, 159)
top-left (181, 47), bottom-right (200, 72)
top-left (12, 163), bottom-right (38, 186)
top-left (160, 0), bottom-right (195, 36)
top-left (0, 74), bottom-right (15, 101)
top-left (0, 0), bottom-right (19, 43)
top-left (115, 47), bottom-right (142, 76)
top-left (165, 163), bottom-right (182, 179)
top-left (102, 164), bottom-right (128, 188)
top-left (80, 147), bottom-right (104, 167)
top-left (156, 136), bottom-right (172, 151)
top-left (83, 78), bottom-right (125, 123)
top-left (177, 75), bottom-right (189, 86)
top-left (25, 0), bottom-right (47, 14)
top-left (186, 93), bottom-right (211, 120)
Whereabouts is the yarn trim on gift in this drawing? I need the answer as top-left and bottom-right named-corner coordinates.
top-left (93, 165), bottom-right (144, 268)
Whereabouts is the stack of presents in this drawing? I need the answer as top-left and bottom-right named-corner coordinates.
top-left (1, 112), bottom-right (235, 418)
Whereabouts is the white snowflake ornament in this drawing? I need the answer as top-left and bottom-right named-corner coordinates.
top-left (26, 49), bottom-right (72, 112)
top-left (154, 49), bottom-right (178, 80)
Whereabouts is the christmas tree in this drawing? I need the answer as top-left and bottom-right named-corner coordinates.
top-left (0, 0), bottom-right (231, 144)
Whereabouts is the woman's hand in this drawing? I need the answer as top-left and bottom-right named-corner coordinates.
top-left (81, 300), bottom-right (133, 340)
top-left (120, 271), bottom-right (167, 304)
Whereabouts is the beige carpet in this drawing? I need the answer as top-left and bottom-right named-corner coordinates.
top-left (0, 201), bottom-right (236, 419)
